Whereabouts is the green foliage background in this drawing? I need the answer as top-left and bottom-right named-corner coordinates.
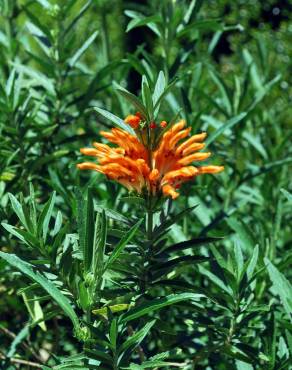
top-left (0, 0), bottom-right (291, 369)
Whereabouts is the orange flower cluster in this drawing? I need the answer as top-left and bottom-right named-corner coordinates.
top-left (77, 119), bottom-right (224, 199)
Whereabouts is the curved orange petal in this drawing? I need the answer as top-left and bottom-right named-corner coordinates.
top-left (178, 152), bottom-right (211, 166)
top-left (162, 184), bottom-right (179, 199)
top-left (198, 165), bottom-right (224, 174)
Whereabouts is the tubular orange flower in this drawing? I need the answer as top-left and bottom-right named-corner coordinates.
top-left (77, 119), bottom-right (224, 199)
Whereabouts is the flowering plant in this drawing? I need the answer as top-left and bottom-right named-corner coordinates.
top-left (0, 1), bottom-right (291, 369)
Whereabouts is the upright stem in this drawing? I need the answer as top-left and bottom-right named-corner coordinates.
top-left (147, 135), bottom-right (154, 244)
top-left (147, 208), bottom-right (153, 243)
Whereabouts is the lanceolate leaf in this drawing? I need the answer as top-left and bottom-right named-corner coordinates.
top-left (1, 223), bottom-right (38, 248)
top-left (119, 320), bottom-right (156, 355)
top-left (204, 111), bottom-right (247, 147)
top-left (69, 30), bottom-right (99, 67)
top-left (76, 188), bottom-right (95, 272)
top-left (38, 191), bottom-right (56, 243)
top-left (153, 71), bottom-right (166, 106)
top-left (93, 210), bottom-right (107, 280)
top-left (115, 86), bottom-right (147, 119)
top-left (227, 217), bottom-right (255, 252)
top-left (6, 324), bottom-right (30, 358)
top-left (265, 258), bottom-right (292, 320)
top-left (106, 219), bottom-right (143, 270)
top-left (63, 0), bottom-right (93, 36)
top-left (94, 107), bottom-right (135, 134)
top-left (153, 205), bottom-right (198, 240)
top-left (158, 236), bottom-right (222, 255)
top-left (0, 252), bottom-right (79, 329)
top-left (121, 293), bottom-right (204, 323)
top-left (8, 193), bottom-right (31, 231)
top-left (280, 188), bottom-right (292, 202)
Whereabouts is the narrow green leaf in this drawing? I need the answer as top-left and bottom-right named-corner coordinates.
top-left (121, 293), bottom-right (204, 323)
top-left (198, 265), bottom-right (233, 295)
top-left (1, 223), bottom-right (39, 248)
top-left (153, 205), bottom-right (198, 240)
top-left (152, 256), bottom-right (209, 275)
top-left (8, 193), bottom-right (30, 230)
top-left (84, 348), bottom-right (112, 364)
top-left (125, 11), bottom-right (161, 36)
top-left (109, 318), bottom-right (118, 349)
top-left (240, 157), bottom-right (292, 184)
top-left (234, 241), bottom-right (244, 278)
top-left (115, 86), bottom-right (147, 119)
top-left (181, 0), bottom-right (197, 25)
top-left (119, 320), bottom-right (155, 355)
top-left (227, 217), bottom-right (255, 252)
top-left (76, 188), bottom-right (86, 260)
top-left (95, 205), bottom-right (131, 225)
top-left (142, 76), bottom-right (153, 120)
top-left (209, 69), bottom-right (232, 115)
top-left (243, 49), bottom-right (263, 91)
top-left (93, 107), bottom-right (135, 134)
top-left (53, 211), bottom-right (63, 237)
top-left (264, 258), bottom-right (292, 320)
top-left (92, 210), bottom-right (107, 281)
top-left (22, 291), bottom-right (46, 331)
top-left (280, 188), bottom-right (292, 202)
top-left (24, 7), bottom-right (52, 42)
top-left (247, 74), bottom-right (281, 112)
top-left (204, 112), bottom-right (247, 147)
top-left (158, 236), bottom-right (222, 255)
top-left (177, 19), bottom-right (223, 38)
top-left (7, 324), bottom-right (30, 358)
top-left (35, 0), bottom-right (50, 8)
top-left (243, 132), bottom-right (268, 160)
top-left (12, 63), bottom-right (55, 95)
top-left (84, 188), bottom-right (95, 272)
top-left (126, 15), bottom-right (161, 33)
top-left (106, 219), bottom-right (143, 269)
top-left (63, 0), bottom-right (93, 36)
top-left (246, 245), bottom-right (259, 280)
top-left (37, 191), bottom-right (56, 243)
top-left (69, 31), bottom-right (98, 67)
top-left (0, 252), bottom-right (79, 329)
top-left (153, 78), bottom-right (177, 114)
top-left (153, 71), bottom-right (166, 106)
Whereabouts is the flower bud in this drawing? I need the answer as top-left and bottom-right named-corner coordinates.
top-left (160, 120), bottom-right (167, 128)
top-left (124, 114), bottom-right (140, 129)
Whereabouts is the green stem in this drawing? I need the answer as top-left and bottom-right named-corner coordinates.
top-left (147, 136), bottom-right (154, 244)
top-left (226, 299), bottom-right (240, 345)
top-left (147, 208), bottom-right (153, 243)
top-left (86, 309), bottom-right (91, 326)
top-left (140, 199), bottom-right (154, 293)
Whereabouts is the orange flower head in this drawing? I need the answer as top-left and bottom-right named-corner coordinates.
top-left (160, 120), bottom-right (167, 128)
top-left (124, 114), bottom-right (141, 129)
top-left (77, 118), bottom-right (224, 200)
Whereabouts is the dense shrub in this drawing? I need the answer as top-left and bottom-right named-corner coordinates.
top-left (0, 1), bottom-right (291, 369)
